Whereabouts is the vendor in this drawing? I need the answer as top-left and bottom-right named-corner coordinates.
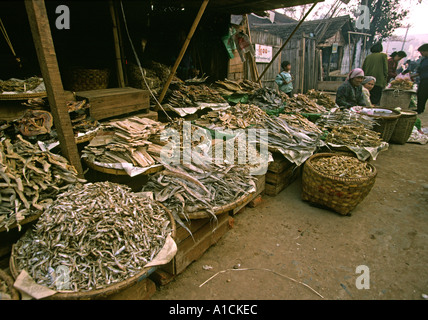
top-left (412, 43), bottom-right (428, 114)
top-left (362, 76), bottom-right (376, 107)
top-left (336, 68), bottom-right (367, 109)
top-left (388, 51), bottom-right (407, 82)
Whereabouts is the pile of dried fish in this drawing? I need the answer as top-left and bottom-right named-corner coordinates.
top-left (0, 135), bottom-right (85, 231)
top-left (278, 113), bottom-right (322, 134)
top-left (284, 94), bottom-right (327, 114)
top-left (316, 109), bottom-right (376, 132)
top-left (67, 100), bottom-right (99, 139)
top-left (0, 77), bottom-right (44, 93)
top-left (82, 117), bottom-right (165, 168)
top-left (213, 79), bottom-right (261, 96)
top-left (306, 89), bottom-right (336, 109)
top-left (195, 103), bottom-right (267, 130)
top-left (260, 116), bottom-right (322, 166)
top-left (15, 110), bottom-right (53, 137)
top-left (325, 125), bottom-right (383, 148)
top-left (248, 87), bottom-right (288, 111)
top-left (12, 181), bottom-right (173, 292)
top-left (311, 155), bottom-right (374, 178)
top-left (142, 152), bottom-right (256, 235)
top-left (164, 82), bottom-right (226, 109)
top-left (389, 79), bottom-right (413, 90)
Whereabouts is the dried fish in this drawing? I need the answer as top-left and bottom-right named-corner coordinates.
top-left (0, 135), bottom-right (84, 231)
top-left (305, 89), bottom-right (336, 110)
top-left (325, 125), bottom-right (383, 148)
top-left (388, 79), bottom-right (413, 90)
top-left (311, 155), bottom-right (374, 178)
top-left (13, 181), bottom-right (172, 292)
top-left (283, 93), bottom-right (327, 114)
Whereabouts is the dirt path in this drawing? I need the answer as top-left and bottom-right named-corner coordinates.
top-left (151, 112), bottom-right (428, 300)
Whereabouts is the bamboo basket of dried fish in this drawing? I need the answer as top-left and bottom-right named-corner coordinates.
top-left (9, 183), bottom-right (176, 300)
top-left (0, 92), bottom-right (47, 100)
top-left (389, 110), bottom-right (417, 144)
top-left (65, 68), bottom-right (110, 92)
top-left (302, 153), bottom-right (377, 216)
top-left (0, 269), bottom-right (20, 300)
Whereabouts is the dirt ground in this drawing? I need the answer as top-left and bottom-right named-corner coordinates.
top-left (151, 111), bottom-right (428, 300)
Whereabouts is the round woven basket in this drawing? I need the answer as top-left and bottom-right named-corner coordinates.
top-left (380, 89), bottom-right (414, 110)
top-left (365, 109), bottom-right (401, 142)
top-left (65, 68), bottom-right (110, 92)
top-left (302, 153), bottom-right (377, 216)
top-left (0, 269), bottom-right (20, 300)
top-left (389, 110), bottom-right (417, 145)
top-left (9, 203), bottom-right (176, 300)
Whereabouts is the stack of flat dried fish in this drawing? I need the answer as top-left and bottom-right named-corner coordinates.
top-left (278, 113), bottom-right (322, 134)
top-left (213, 79), bottom-right (261, 96)
top-left (82, 117), bottom-right (165, 168)
top-left (283, 94), bottom-right (327, 114)
top-left (164, 82), bottom-right (226, 109)
top-left (248, 87), bottom-right (288, 112)
top-left (12, 181), bottom-right (173, 292)
top-left (311, 155), bottom-right (374, 178)
top-left (325, 125), bottom-right (383, 148)
top-left (15, 110), bottom-right (53, 137)
top-left (316, 108), bottom-right (376, 132)
top-left (142, 152), bottom-right (256, 235)
top-left (0, 135), bottom-right (85, 231)
top-left (67, 100), bottom-right (99, 139)
top-left (196, 103), bottom-right (266, 130)
top-left (305, 89), bottom-right (336, 109)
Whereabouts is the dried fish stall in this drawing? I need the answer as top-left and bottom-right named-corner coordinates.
top-left (9, 181), bottom-right (176, 300)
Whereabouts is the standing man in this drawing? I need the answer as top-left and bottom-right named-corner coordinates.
top-left (275, 61), bottom-right (293, 98)
top-left (412, 44), bottom-right (428, 114)
top-left (362, 42), bottom-right (388, 105)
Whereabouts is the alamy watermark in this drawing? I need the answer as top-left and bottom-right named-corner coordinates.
top-left (356, 265), bottom-right (370, 289)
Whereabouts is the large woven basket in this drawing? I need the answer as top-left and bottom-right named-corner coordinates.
top-left (302, 153), bottom-right (377, 216)
top-left (389, 110), bottom-right (417, 145)
top-left (65, 67), bottom-right (110, 92)
top-left (366, 110), bottom-right (401, 142)
top-left (380, 89), bottom-right (414, 110)
top-left (0, 269), bottom-right (20, 300)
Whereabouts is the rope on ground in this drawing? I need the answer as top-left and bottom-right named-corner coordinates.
top-left (199, 267), bottom-right (325, 299)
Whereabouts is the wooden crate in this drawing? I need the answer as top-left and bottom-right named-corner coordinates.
top-left (265, 153), bottom-right (300, 196)
top-left (76, 87), bottom-right (149, 121)
top-left (232, 174), bottom-right (265, 215)
top-left (106, 277), bottom-right (156, 300)
top-left (160, 212), bottom-right (232, 276)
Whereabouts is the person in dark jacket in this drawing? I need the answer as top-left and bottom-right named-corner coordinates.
top-left (387, 51), bottom-right (407, 82)
top-left (362, 42), bottom-right (388, 105)
top-left (336, 68), bottom-right (367, 108)
top-left (412, 44), bottom-right (428, 114)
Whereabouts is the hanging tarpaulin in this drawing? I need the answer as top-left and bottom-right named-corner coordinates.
top-left (222, 27), bottom-right (237, 59)
top-left (233, 31), bottom-right (255, 62)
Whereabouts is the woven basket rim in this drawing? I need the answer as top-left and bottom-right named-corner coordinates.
top-left (305, 153), bottom-right (377, 182)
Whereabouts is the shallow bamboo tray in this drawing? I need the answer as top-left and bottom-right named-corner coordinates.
top-left (9, 202), bottom-right (176, 300)
top-left (83, 158), bottom-right (164, 176)
top-left (302, 153), bottom-right (377, 216)
top-left (0, 211), bottom-right (42, 233)
top-left (0, 92), bottom-right (47, 100)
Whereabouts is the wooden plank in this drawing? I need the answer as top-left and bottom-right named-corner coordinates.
top-left (109, 0), bottom-right (125, 88)
top-left (316, 81), bottom-right (343, 92)
top-left (232, 174), bottom-right (265, 215)
top-left (266, 165), bottom-right (295, 185)
top-left (106, 278), bottom-right (156, 300)
top-left (25, 0), bottom-right (83, 176)
top-left (161, 212), bottom-right (231, 275)
top-left (265, 166), bottom-right (301, 196)
top-left (268, 153), bottom-right (294, 173)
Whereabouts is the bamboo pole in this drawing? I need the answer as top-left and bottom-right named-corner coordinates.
top-left (257, 1), bottom-right (319, 83)
top-left (110, 0), bottom-right (125, 87)
top-left (245, 14), bottom-right (262, 86)
top-left (158, 0), bottom-right (209, 103)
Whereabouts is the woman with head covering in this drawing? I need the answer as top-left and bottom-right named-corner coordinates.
top-left (335, 68), bottom-right (368, 108)
top-left (362, 42), bottom-right (388, 105)
top-left (362, 76), bottom-right (376, 107)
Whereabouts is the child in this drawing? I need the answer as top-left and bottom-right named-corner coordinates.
top-left (275, 61), bottom-right (293, 97)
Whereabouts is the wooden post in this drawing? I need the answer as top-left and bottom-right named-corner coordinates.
top-left (257, 1), bottom-right (319, 83)
top-left (25, 0), bottom-right (83, 176)
top-left (245, 14), bottom-right (262, 86)
top-left (110, 0), bottom-right (125, 88)
top-left (300, 35), bottom-right (306, 93)
top-left (158, 0), bottom-right (209, 103)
